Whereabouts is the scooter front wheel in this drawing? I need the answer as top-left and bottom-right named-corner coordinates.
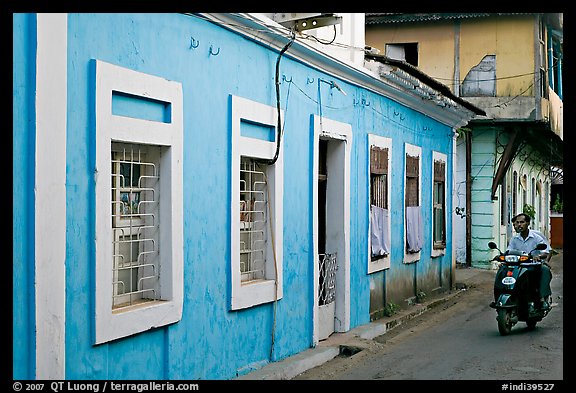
top-left (497, 308), bottom-right (513, 335)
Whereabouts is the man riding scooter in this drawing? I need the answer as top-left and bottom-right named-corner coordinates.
top-left (507, 213), bottom-right (553, 311)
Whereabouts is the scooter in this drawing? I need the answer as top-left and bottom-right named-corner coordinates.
top-left (488, 241), bottom-right (550, 335)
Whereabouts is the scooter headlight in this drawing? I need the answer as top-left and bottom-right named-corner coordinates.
top-left (504, 255), bottom-right (520, 262)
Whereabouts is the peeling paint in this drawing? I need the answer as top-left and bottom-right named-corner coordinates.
top-left (461, 55), bottom-right (496, 97)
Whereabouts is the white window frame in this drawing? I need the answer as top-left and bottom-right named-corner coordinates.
top-left (367, 134), bottom-right (392, 273)
top-left (404, 143), bottom-right (422, 264)
top-left (431, 151), bottom-right (447, 258)
top-left (94, 60), bottom-right (183, 344)
top-left (230, 95), bottom-right (283, 310)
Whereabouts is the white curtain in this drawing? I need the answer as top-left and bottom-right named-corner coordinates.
top-left (406, 205), bottom-right (423, 253)
top-left (371, 205), bottom-right (390, 257)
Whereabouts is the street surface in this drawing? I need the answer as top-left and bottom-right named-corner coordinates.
top-left (293, 252), bottom-right (563, 381)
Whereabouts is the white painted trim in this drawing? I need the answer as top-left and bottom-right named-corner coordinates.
top-left (230, 95), bottom-right (284, 310)
top-left (94, 60), bottom-right (184, 344)
top-left (367, 134), bottom-right (392, 273)
top-left (403, 143), bottom-right (422, 264)
top-left (431, 151), bottom-right (447, 258)
top-left (452, 132), bottom-right (458, 273)
top-left (312, 115), bottom-right (352, 345)
top-left (35, 13), bottom-right (67, 380)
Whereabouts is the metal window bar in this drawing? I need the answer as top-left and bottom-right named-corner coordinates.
top-left (239, 158), bottom-right (267, 283)
top-left (371, 174), bottom-right (387, 208)
top-left (405, 154), bottom-right (419, 207)
top-left (433, 159), bottom-right (446, 247)
top-left (371, 174), bottom-right (389, 262)
top-left (318, 253), bottom-right (337, 306)
top-left (111, 144), bottom-right (160, 310)
top-left (433, 181), bottom-right (445, 246)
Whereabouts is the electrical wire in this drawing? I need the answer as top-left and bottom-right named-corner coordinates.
top-left (264, 27), bottom-right (295, 359)
top-left (193, 13), bottom-right (563, 118)
top-left (302, 25), bottom-right (338, 45)
top-left (265, 29), bottom-right (296, 166)
top-left (286, 79), bottom-right (351, 111)
top-left (189, 13), bottom-right (562, 91)
top-left (431, 57), bottom-right (561, 86)
top-left (263, 172), bottom-right (279, 360)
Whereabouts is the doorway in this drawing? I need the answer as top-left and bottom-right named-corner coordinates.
top-left (312, 115), bottom-right (351, 344)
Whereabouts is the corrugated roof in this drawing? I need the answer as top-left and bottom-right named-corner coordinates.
top-left (365, 13), bottom-right (536, 24)
top-left (365, 52), bottom-right (486, 116)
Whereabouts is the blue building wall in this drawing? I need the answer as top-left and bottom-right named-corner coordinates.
top-left (13, 13), bottom-right (455, 380)
top-left (13, 12), bottom-right (37, 380)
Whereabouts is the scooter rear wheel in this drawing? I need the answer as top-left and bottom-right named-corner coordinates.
top-left (497, 308), bottom-right (513, 335)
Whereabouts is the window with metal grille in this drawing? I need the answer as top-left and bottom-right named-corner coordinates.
top-left (230, 94), bottom-right (283, 310)
top-left (539, 17), bottom-right (549, 100)
top-left (368, 135), bottom-right (392, 272)
top-left (433, 159), bottom-right (446, 249)
top-left (404, 145), bottom-right (422, 260)
top-left (94, 59), bottom-right (183, 345)
top-left (370, 145), bottom-right (389, 262)
top-left (370, 146), bottom-right (388, 209)
top-left (405, 154), bottom-right (419, 207)
top-left (239, 157), bottom-right (267, 283)
top-left (111, 142), bottom-right (160, 309)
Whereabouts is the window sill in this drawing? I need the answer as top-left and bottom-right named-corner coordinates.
top-left (231, 278), bottom-right (281, 310)
top-left (112, 299), bottom-right (165, 314)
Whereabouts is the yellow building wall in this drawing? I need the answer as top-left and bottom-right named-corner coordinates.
top-left (366, 22), bottom-right (456, 92)
top-left (459, 16), bottom-right (535, 97)
top-left (365, 16), bottom-right (537, 97)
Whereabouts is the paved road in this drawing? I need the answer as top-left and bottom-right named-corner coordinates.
top-left (294, 252), bottom-right (563, 381)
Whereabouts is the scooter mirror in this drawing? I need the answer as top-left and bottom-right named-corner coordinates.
top-left (535, 243), bottom-right (548, 250)
top-left (488, 241), bottom-right (498, 249)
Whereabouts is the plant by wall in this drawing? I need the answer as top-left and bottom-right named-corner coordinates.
top-left (552, 195), bottom-right (563, 213)
top-left (384, 302), bottom-right (401, 317)
top-left (523, 204), bottom-right (536, 220)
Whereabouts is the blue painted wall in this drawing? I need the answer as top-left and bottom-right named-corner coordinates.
top-left (13, 13), bottom-right (454, 379)
top-left (13, 12), bottom-right (37, 380)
